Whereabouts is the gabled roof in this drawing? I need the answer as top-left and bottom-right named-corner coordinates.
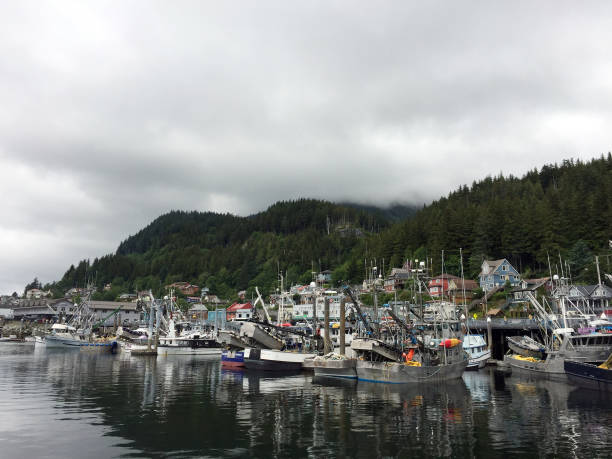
top-left (449, 279), bottom-right (478, 291)
top-left (227, 302), bottom-right (253, 312)
top-left (569, 284), bottom-right (612, 299)
top-left (481, 259), bottom-right (505, 274)
top-left (480, 259), bottom-right (518, 276)
top-left (592, 284), bottom-right (612, 298)
top-left (88, 301), bottom-right (138, 311)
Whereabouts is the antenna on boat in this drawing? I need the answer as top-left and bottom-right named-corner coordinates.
top-left (460, 248), bottom-right (469, 336)
top-left (596, 255), bottom-right (602, 286)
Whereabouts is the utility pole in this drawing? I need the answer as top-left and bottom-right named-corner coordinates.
top-left (339, 296), bottom-right (346, 356)
top-left (324, 296), bottom-right (331, 354)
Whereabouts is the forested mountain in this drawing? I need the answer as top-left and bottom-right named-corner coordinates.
top-left (362, 155), bottom-right (612, 282)
top-left (50, 199), bottom-right (391, 300)
top-left (45, 156), bottom-right (612, 301)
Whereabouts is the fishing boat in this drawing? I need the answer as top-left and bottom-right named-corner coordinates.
top-left (353, 336), bottom-right (468, 383)
top-left (158, 335), bottom-right (221, 356)
top-left (507, 335), bottom-right (546, 359)
top-left (243, 348), bottom-right (317, 371)
top-left (564, 353), bottom-right (612, 392)
top-left (77, 338), bottom-right (119, 353)
top-left (43, 324), bottom-right (87, 348)
top-left (464, 334), bottom-right (491, 370)
top-left (344, 282), bottom-right (468, 384)
top-left (0, 335), bottom-right (23, 343)
top-left (311, 353), bottom-right (357, 379)
top-left (221, 349), bottom-right (245, 367)
top-left (240, 282), bottom-right (322, 372)
top-left (505, 276), bottom-right (612, 378)
top-left (157, 320), bottom-right (222, 356)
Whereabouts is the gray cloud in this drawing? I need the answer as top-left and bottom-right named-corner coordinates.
top-left (1, 1), bottom-right (611, 293)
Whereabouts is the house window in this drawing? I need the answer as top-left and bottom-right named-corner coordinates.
top-left (502, 265), bottom-right (507, 271)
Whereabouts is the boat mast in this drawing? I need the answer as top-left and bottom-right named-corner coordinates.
top-left (460, 248), bottom-right (470, 336)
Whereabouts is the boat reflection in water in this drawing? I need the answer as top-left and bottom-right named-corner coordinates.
top-left (1, 344), bottom-right (612, 458)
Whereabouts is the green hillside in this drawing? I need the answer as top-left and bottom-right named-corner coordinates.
top-left (49, 199), bottom-right (391, 300)
top-left (364, 155), bottom-right (612, 281)
top-left (43, 155), bottom-right (612, 302)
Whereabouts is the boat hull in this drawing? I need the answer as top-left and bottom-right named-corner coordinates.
top-left (564, 360), bottom-right (612, 392)
top-left (504, 354), bottom-right (566, 379)
top-left (78, 341), bottom-right (119, 353)
top-left (221, 350), bottom-right (245, 367)
top-left (243, 348), bottom-right (316, 372)
top-left (355, 359), bottom-right (467, 384)
top-left (313, 359), bottom-right (357, 379)
top-left (467, 350), bottom-right (491, 370)
top-left (44, 336), bottom-right (84, 349)
top-left (158, 346), bottom-right (222, 356)
top-left (507, 336), bottom-right (546, 359)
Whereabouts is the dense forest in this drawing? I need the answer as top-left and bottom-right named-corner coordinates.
top-left (364, 155), bottom-right (612, 282)
top-left (41, 156), bottom-right (612, 301)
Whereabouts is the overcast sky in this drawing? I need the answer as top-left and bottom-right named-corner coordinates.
top-left (1, 1), bottom-right (611, 294)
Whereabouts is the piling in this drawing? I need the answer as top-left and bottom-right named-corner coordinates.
top-left (324, 297), bottom-right (331, 354)
top-left (486, 316), bottom-right (493, 357)
top-left (339, 297), bottom-right (346, 356)
top-left (313, 295), bottom-right (317, 332)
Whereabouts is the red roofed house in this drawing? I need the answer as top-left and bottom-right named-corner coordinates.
top-left (226, 302), bottom-right (254, 321)
top-left (428, 274), bottom-right (461, 298)
top-left (166, 282), bottom-right (200, 296)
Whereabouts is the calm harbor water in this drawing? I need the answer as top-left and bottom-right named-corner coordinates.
top-left (0, 344), bottom-right (610, 458)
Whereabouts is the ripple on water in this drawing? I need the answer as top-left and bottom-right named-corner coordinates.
top-left (1, 345), bottom-right (611, 458)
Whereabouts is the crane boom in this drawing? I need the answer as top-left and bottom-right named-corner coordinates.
top-left (386, 307), bottom-right (412, 333)
top-left (343, 285), bottom-right (375, 335)
top-left (254, 287), bottom-right (271, 323)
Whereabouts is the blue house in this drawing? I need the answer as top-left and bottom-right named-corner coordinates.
top-left (479, 259), bottom-right (520, 291)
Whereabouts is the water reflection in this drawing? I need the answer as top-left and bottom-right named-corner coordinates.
top-left (0, 344), bottom-right (611, 458)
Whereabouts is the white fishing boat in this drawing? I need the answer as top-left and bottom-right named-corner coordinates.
top-left (464, 334), bottom-right (491, 370)
top-left (43, 324), bottom-right (87, 348)
top-left (157, 320), bottom-right (221, 356)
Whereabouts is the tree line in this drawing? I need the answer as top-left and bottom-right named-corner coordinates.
top-left (38, 156), bottom-right (612, 302)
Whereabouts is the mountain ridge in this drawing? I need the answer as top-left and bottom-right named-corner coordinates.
top-left (40, 155), bottom-right (612, 301)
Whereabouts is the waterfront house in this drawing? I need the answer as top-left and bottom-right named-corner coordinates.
top-left (65, 287), bottom-right (85, 297)
top-left (479, 259), bottom-right (520, 291)
top-left (293, 298), bottom-right (354, 321)
top-left (428, 274), bottom-right (461, 297)
top-left (447, 278), bottom-right (479, 302)
top-left (166, 282), bottom-right (200, 296)
top-left (316, 270), bottom-right (333, 285)
top-left (566, 284), bottom-right (612, 316)
top-left (88, 301), bottom-right (141, 326)
top-left (226, 302), bottom-right (254, 321)
top-left (51, 298), bottom-right (77, 316)
top-left (25, 288), bottom-right (51, 299)
top-left (512, 277), bottom-right (551, 301)
top-left (384, 269), bottom-right (411, 292)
